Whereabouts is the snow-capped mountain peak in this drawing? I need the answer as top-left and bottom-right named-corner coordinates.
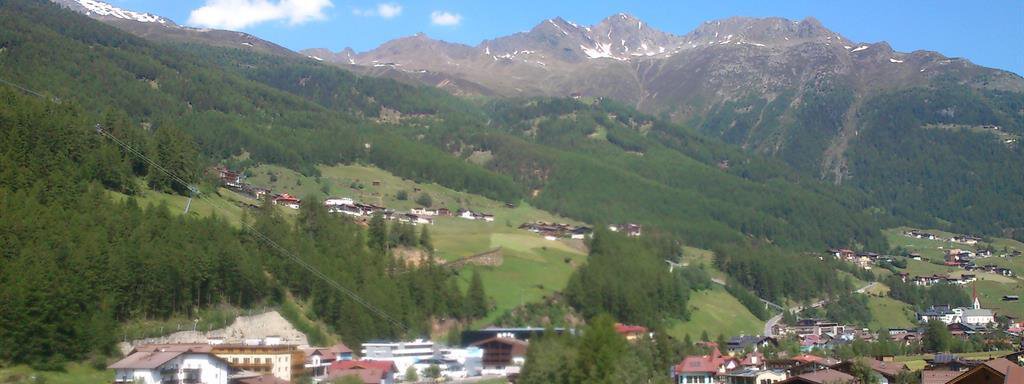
top-left (52, 0), bottom-right (172, 24)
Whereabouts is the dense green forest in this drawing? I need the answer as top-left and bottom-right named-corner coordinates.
top-left (849, 85), bottom-right (1024, 240)
top-left (0, 86), bottom-right (483, 366)
top-left (563, 231), bottom-right (693, 327)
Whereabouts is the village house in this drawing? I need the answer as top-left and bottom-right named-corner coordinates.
top-left (360, 339), bottom-right (437, 375)
top-left (722, 368), bottom-right (787, 384)
top-left (614, 323), bottom-right (650, 343)
top-left (271, 193), bottom-right (301, 210)
top-left (327, 360), bottom-right (398, 384)
top-left (917, 293), bottom-right (994, 326)
top-left (905, 230), bottom-right (939, 240)
top-left (608, 223), bottom-right (642, 237)
top-left (211, 342), bottom-right (305, 382)
top-left (672, 347), bottom-right (740, 384)
top-left (471, 337), bottom-right (528, 376)
top-left (834, 358), bottom-right (909, 384)
top-left (457, 209), bottom-right (495, 222)
top-left (109, 344), bottom-right (230, 384)
top-left (777, 369), bottom-right (856, 384)
top-left (940, 357), bottom-right (1023, 384)
top-left (952, 235), bottom-right (982, 245)
top-left (301, 342), bottom-right (354, 382)
top-left (726, 335), bottom-right (778, 353)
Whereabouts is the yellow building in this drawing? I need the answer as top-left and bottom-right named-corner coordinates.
top-left (212, 343), bottom-right (305, 382)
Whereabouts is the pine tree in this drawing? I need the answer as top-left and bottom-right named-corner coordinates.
top-left (466, 270), bottom-right (488, 318)
top-left (419, 226), bottom-right (433, 252)
top-left (368, 213), bottom-right (388, 252)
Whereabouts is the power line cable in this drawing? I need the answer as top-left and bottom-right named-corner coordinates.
top-left (0, 78), bottom-right (412, 335)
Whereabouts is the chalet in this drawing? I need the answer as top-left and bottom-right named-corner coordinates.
top-left (765, 355), bottom-right (840, 377)
top-left (941, 357), bottom-right (1023, 384)
top-left (608, 223), bottom-right (642, 237)
top-left (790, 319), bottom-right (845, 337)
top-left (302, 342), bottom-right (354, 381)
top-left (570, 226), bottom-right (592, 239)
top-left (435, 208), bottom-right (452, 217)
top-left (327, 360), bottom-right (398, 384)
top-left (409, 207), bottom-right (438, 216)
top-left (396, 213), bottom-right (433, 225)
top-left (905, 230), bottom-right (939, 240)
top-left (952, 235), bottom-right (982, 245)
top-left (214, 166), bottom-right (244, 188)
top-left (834, 358), bottom-right (908, 384)
top-left (470, 337), bottom-right (528, 376)
top-left (921, 370), bottom-right (961, 384)
top-left (272, 194), bottom-right (301, 210)
top-left (457, 209), bottom-right (495, 222)
top-left (614, 323), bottom-right (649, 343)
top-left (777, 369), bottom-right (856, 384)
top-left (673, 347), bottom-right (739, 384)
top-left (324, 197), bottom-right (355, 207)
top-left (721, 368), bottom-right (787, 384)
top-left (726, 336), bottom-right (778, 353)
top-left (110, 344), bottom-right (230, 384)
top-left (460, 327), bottom-right (571, 346)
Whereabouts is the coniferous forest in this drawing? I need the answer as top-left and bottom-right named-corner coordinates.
top-left (1, 0), bottom-right (1024, 375)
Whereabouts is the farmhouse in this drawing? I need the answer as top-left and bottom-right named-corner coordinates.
top-left (608, 223), bottom-right (642, 237)
top-left (110, 344), bottom-right (230, 384)
top-left (471, 337), bottom-right (528, 376)
top-left (271, 193), bottom-right (301, 210)
top-left (301, 342), bottom-right (354, 381)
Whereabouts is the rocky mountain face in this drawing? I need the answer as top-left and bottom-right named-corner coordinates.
top-left (304, 13), bottom-right (1024, 183)
top-left (48, 0), bottom-right (296, 57)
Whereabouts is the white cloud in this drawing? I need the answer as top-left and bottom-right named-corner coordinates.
top-left (376, 3), bottom-right (402, 18)
top-left (187, 0), bottom-right (333, 30)
top-left (430, 10), bottom-right (461, 26)
top-left (352, 3), bottom-right (402, 19)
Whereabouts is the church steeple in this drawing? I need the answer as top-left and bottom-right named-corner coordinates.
top-left (972, 283), bottom-right (981, 310)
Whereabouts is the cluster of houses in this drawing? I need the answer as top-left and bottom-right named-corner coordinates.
top-left (109, 336), bottom-right (361, 384)
top-left (917, 294), bottom-right (996, 327)
top-left (111, 323), bottom-right (647, 384)
top-left (675, 340), bottom-right (1024, 384)
top-left (670, 340), bottom-right (929, 384)
top-left (827, 249), bottom-right (890, 269)
top-left (903, 230), bottom-right (983, 246)
top-left (214, 166), bottom-right (300, 210)
top-left (897, 272), bottom-right (977, 287)
top-left (518, 222), bottom-right (593, 240)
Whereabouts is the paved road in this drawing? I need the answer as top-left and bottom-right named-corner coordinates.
top-left (761, 282), bottom-right (877, 337)
top-left (681, 263), bottom-right (876, 337)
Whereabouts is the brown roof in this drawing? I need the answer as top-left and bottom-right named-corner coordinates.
top-left (866, 358), bottom-right (908, 378)
top-left (235, 375), bottom-right (289, 384)
top-left (984, 358), bottom-right (1024, 383)
top-left (328, 368), bottom-right (386, 384)
top-left (471, 337), bottom-right (529, 357)
top-left (131, 343), bottom-right (213, 354)
top-left (921, 370), bottom-right (961, 384)
top-left (109, 351), bottom-right (186, 369)
top-left (780, 369), bottom-right (856, 384)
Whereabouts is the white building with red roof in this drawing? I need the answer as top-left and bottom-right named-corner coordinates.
top-left (673, 347), bottom-right (740, 384)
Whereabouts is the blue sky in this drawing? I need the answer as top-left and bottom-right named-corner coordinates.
top-left (112, 0), bottom-right (1023, 75)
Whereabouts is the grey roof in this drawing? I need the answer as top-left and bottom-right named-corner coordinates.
top-left (961, 308), bottom-right (993, 317)
top-left (109, 351), bottom-right (184, 369)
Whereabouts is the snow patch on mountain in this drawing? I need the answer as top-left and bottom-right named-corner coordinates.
top-left (71, 0), bottom-right (170, 24)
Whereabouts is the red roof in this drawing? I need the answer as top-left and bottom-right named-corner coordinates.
top-left (273, 193), bottom-right (300, 203)
top-left (329, 360), bottom-right (398, 375)
top-left (614, 323), bottom-right (648, 334)
top-left (791, 354), bottom-right (826, 364)
top-left (674, 347), bottom-right (737, 375)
